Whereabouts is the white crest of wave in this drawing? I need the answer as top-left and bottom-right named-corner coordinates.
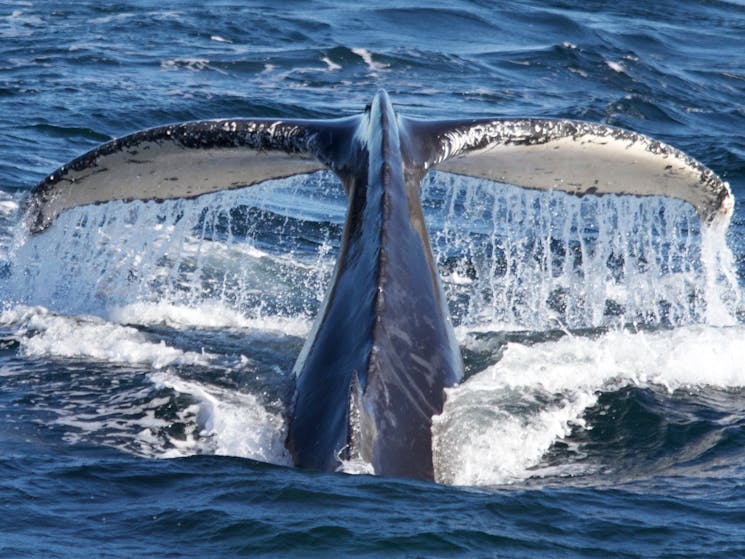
top-left (109, 301), bottom-right (311, 336)
top-left (489, 325), bottom-right (745, 393)
top-left (336, 457), bottom-right (376, 476)
top-left (434, 324), bottom-right (745, 486)
top-left (151, 371), bottom-right (291, 465)
top-left (0, 305), bottom-right (212, 368)
top-left (351, 48), bottom-right (388, 74)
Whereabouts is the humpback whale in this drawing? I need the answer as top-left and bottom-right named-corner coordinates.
top-left (25, 90), bottom-right (733, 480)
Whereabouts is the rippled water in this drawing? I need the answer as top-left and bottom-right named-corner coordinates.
top-left (2, 1), bottom-right (745, 557)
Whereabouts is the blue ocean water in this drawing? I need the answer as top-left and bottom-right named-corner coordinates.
top-left (2, 1), bottom-right (745, 557)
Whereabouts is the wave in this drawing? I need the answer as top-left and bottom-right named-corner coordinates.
top-left (435, 324), bottom-right (745, 485)
top-left (0, 304), bottom-right (295, 463)
top-left (0, 305), bottom-right (212, 369)
top-left (6, 305), bottom-right (743, 486)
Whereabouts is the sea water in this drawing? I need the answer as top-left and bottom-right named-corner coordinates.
top-left (2, 2), bottom-right (745, 557)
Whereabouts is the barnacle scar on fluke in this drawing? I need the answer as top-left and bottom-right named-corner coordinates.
top-left (25, 89), bottom-right (733, 480)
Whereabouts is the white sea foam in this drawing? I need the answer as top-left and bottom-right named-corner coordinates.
top-left (150, 371), bottom-right (291, 464)
top-left (0, 303), bottom-right (293, 463)
top-left (434, 387), bottom-right (595, 486)
top-left (434, 324), bottom-right (745, 486)
top-left (321, 56), bottom-right (341, 71)
top-left (53, 387), bottom-right (185, 457)
top-left (0, 305), bottom-right (212, 368)
top-left (352, 48), bottom-right (388, 74)
top-left (109, 301), bottom-right (312, 337)
top-left (336, 457), bottom-right (375, 476)
top-left (0, 199), bottom-right (18, 215)
top-left (161, 58), bottom-right (227, 75)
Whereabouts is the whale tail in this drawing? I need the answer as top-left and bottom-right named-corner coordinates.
top-left (22, 91), bottom-right (735, 480)
top-left (25, 110), bottom-right (732, 234)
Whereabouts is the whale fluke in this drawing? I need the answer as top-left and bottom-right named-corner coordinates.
top-left (24, 117), bottom-right (363, 233)
top-left (407, 117), bottom-right (733, 225)
top-left (23, 91), bottom-right (735, 480)
top-left (27, 113), bottom-right (732, 234)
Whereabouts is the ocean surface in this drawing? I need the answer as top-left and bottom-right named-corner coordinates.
top-left (2, 1), bottom-right (745, 557)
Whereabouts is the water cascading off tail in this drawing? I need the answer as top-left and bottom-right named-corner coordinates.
top-left (3, 171), bottom-right (739, 332)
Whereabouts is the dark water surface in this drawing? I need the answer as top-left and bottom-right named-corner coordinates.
top-left (2, 1), bottom-right (745, 557)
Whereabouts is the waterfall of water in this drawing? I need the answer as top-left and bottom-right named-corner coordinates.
top-left (4, 172), bottom-right (344, 320)
top-left (422, 172), bottom-right (740, 330)
top-left (3, 171), bottom-right (739, 330)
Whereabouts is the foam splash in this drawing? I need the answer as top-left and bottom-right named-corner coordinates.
top-left (0, 305), bottom-right (211, 368)
top-left (109, 301), bottom-right (312, 337)
top-left (150, 371), bottom-right (291, 464)
top-left (434, 386), bottom-right (595, 486)
top-left (336, 457), bottom-right (376, 476)
top-left (0, 304), bottom-right (294, 464)
top-left (434, 324), bottom-right (745, 486)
